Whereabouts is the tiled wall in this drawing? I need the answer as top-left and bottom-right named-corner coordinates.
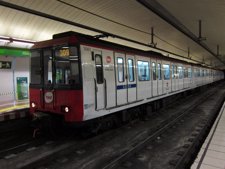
top-left (0, 56), bottom-right (29, 107)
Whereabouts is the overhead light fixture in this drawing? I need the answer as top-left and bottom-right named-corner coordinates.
top-left (0, 39), bottom-right (10, 43)
top-left (0, 36), bottom-right (11, 43)
top-left (0, 36), bottom-right (35, 48)
top-left (12, 41), bottom-right (34, 47)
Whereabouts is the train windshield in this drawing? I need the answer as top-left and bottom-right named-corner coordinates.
top-left (54, 46), bottom-right (80, 85)
top-left (31, 50), bottom-right (41, 84)
top-left (30, 46), bottom-right (81, 88)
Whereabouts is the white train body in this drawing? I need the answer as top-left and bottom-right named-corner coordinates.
top-left (30, 32), bottom-right (224, 123)
top-left (80, 44), bottom-right (223, 121)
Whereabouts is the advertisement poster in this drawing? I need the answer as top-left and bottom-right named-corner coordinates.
top-left (17, 77), bottom-right (28, 100)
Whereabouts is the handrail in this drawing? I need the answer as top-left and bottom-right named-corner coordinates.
top-left (94, 78), bottom-right (97, 110)
top-left (52, 89), bottom-right (55, 109)
top-left (104, 78), bottom-right (107, 108)
top-left (40, 88), bottom-right (43, 108)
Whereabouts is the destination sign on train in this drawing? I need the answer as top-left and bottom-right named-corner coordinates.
top-left (59, 48), bottom-right (70, 57)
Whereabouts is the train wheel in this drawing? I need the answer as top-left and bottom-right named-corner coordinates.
top-left (31, 113), bottom-right (62, 138)
top-left (33, 115), bottom-right (64, 139)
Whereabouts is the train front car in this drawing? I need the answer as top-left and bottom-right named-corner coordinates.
top-left (29, 34), bottom-right (83, 124)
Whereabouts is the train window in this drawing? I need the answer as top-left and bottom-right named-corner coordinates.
top-left (137, 61), bottom-right (150, 81)
top-left (197, 69), bottom-right (200, 77)
top-left (43, 50), bottom-right (52, 85)
top-left (128, 59), bottom-right (134, 82)
top-left (117, 58), bottom-right (124, 82)
top-left (178, 66), bottom-right (183, 79)
top-left (55, 56), bottom-right (70, 84)
top-left (55, 46), bottom-right (80, 85)
top-left (30, 50), bottom-right (41, 84)
top-left (184, 67), bottom-right (188, 78)
top-left (158, 63), bottom-right (162, 80)
top-left (152, 62), bottom-right (156, 80)
top-left (163, 64), bottom-right (170, 80)
top-left (95, 54), bottom-right (104, 84)
top-left (172, 65), bottom-right (175, 79)
top-left (175, 65), bottom-right (178, 78)
top-left (188, 68), bottom-right (192, 78)
top-left (200, 69), bottom-right (202, 77)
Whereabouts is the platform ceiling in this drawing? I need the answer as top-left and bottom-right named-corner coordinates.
top-left (0, 0), bottom-right (225, 69)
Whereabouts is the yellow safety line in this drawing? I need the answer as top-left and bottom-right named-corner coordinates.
top-left (0, 104), bottom-right (29, 113)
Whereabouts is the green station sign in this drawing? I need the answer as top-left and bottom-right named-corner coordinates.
top-left (0, 48), bottom-right (31, 57)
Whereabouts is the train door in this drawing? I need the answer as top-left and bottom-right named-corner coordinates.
top-left (193, 67), bottom-right (196, 87)
top-left (94, 50), bottom-right (105, 110)
top-left (126, 55), bottom-right (136, 103)
top-left (102, 50), bottom-right (116, 109)
top-left (162, 61), bottom-right (171, 94)
top-left (157, 61), bottom-right (163, 95)
top-left (115, 53), bottom-right (127, 105)
top-left (188, 67), bottom-right (192, 88)
top-left (136, 56), bottom-right (151, 100)
top-left (175, 65), bottom-right (179, 90)
top-left (178, 65), bottom-right (184, 90)
top-left (42, 49), bottom-right (54, 110)
top-left (183, 66), bottom-right (188, 88)
top-left (172, 64), bottom-right (176, 92)
top-left (152, 59), bottom-right (157, 97)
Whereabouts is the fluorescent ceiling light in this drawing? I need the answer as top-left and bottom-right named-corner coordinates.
top-left (12, 41), bottom-right (34, 47)
top-left (12, 41), bottom-right (34, 45)
top-left (0, 39), bottom-right (10, 43)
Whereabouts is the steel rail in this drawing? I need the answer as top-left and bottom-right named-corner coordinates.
top-left (0, 138), bottom-right (46, 159)
top-left (102, 91), bottom-right (215, 169)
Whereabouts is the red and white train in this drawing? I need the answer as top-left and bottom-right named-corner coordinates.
top-left (29, 31), bottom-right (224, 124)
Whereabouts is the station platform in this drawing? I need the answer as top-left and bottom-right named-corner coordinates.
top-left (191, 102), bottom-right (225, 169)
top-left (0, 103), bottom-right (29, 122)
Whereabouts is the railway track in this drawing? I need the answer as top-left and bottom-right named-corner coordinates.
top-left (0, 82), bottom-right (224, 169)
top-left (102, 87), bottom-right (224, 169)
top-left (0, 138), bottom-right (48, 159)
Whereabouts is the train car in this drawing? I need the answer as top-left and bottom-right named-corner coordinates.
top-left (29, 31), bottom-right (224, 126)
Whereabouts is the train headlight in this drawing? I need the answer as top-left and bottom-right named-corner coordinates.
top-left (31, 102), bottom-right (36, 108)
top-left (64, 106), bottom-right (69, 113)
top-left (61, 106), bottom-right (70, 113)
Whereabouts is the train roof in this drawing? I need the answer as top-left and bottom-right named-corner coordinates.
top-left (33, 31), bottom-right (218, 70)
top-left (52, 31), bottom-right (188, 63)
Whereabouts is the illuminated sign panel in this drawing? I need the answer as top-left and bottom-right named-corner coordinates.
top-left (59, 48), bottom-right (70, 57)
top-left (0, 48), bottom-right (30, 57)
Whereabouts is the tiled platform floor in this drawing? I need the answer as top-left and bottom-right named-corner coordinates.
top-left (191, 102), bottom-right (225, 169)
top-left (0, 104), bottom-right (29, 114)
top-left (0, 101), bottom-right (29, 121)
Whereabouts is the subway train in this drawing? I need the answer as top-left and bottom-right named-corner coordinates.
top-left (29, 31), bottom-right (224, 128)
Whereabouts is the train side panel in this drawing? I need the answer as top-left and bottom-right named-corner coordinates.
top-left (80, 45), bottom-right (223, 121)
top-left (80, 45), bottom-right (96, 120)
top-left (81, 45), bottom-right (116, 120)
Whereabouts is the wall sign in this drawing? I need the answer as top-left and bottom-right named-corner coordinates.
top-left (0, 48), bottom-right (31, 57)
top-left (17, 77), bottom-right (28, 100)
top-left (0, 61), bottom-right (11, 69)
top-left (106, 56), bottom-right (111, 63)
